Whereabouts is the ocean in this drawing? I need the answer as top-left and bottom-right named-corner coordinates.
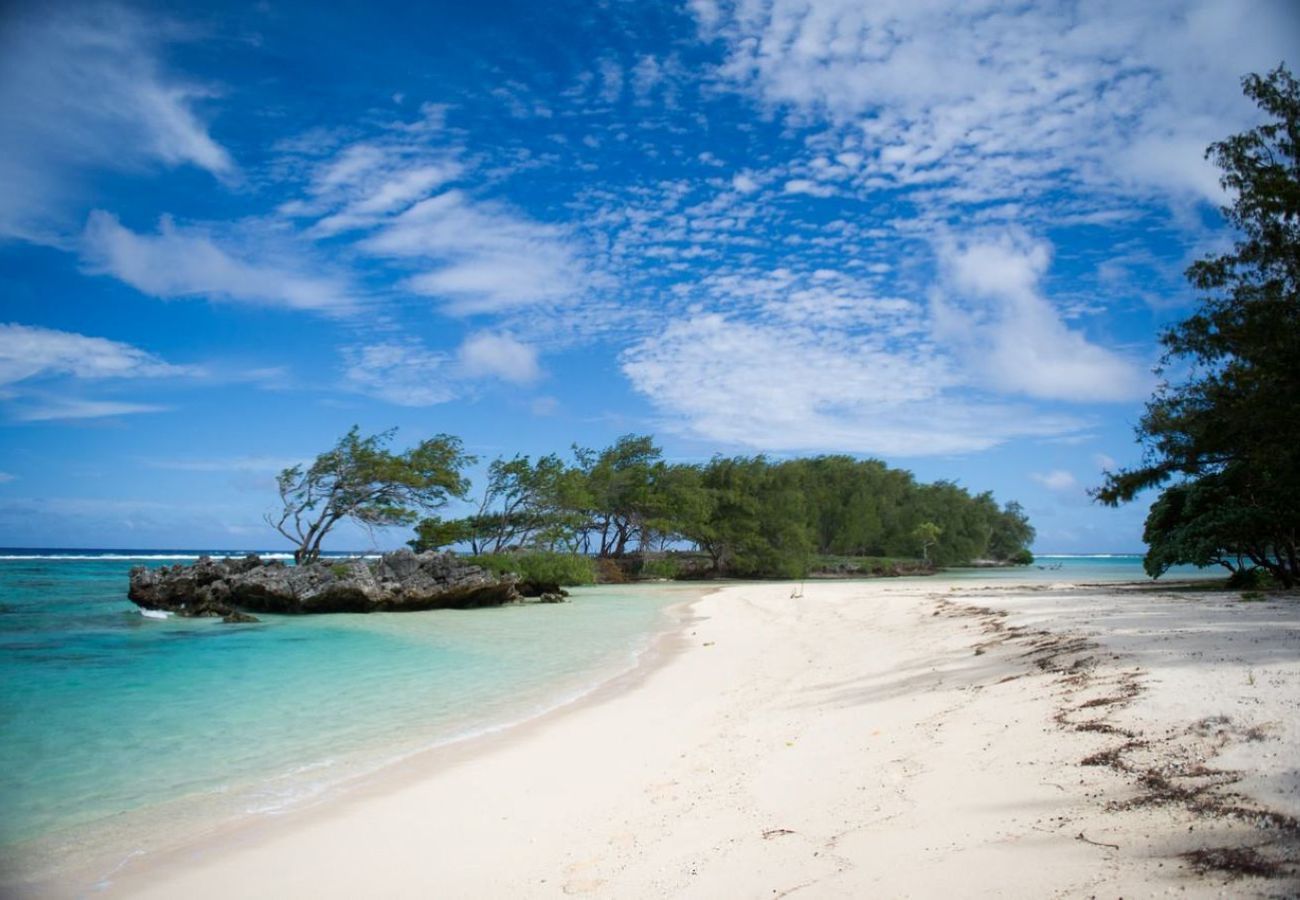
top-left (0, 550), bottom-right (1209, 887)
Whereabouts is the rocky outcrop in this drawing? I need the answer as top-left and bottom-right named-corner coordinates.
top-left (128, 549), bottom-right (521, 618)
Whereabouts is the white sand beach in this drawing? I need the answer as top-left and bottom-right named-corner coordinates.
top-left (89, 577), bottom-right (1300, 898)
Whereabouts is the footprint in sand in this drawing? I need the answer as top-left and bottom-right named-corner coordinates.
top-left (563, 859), bottom-right (607, 894)
top-left (562, 878), bottom-right (607, 895)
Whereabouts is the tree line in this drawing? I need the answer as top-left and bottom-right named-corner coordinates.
top-left (406, 434), bottom-right (1035, 577)
top-left (266, 428), bottom-right (1035, 576)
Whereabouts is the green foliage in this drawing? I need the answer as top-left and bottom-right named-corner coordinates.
top-left (467, 551), bottom-right (596, 586)
top-left (1096, 66), bottom-right (1300, 587)
top-left (987, 501), bottom-right (1036, 562)
top-left (1009, 548), bottom-right (1035, 566)
top-left (638, 558), bottom-right (682, 579)
top-left (1141, 473), bottom-right (1266, 578)
top-left (407, 516), bottom-right (474, 552)
top-left (1227, 567), bottom-right (1276, 591)
top-left (677, 455), bottom-right (813, 579)
top-left (457, 454), bottom-right (572, 554)
top-left (811, 555), bottom-right (925, 575)
top-left (267, 426), bottom-right (473, 564)
top-left (330, 563), bottom-right (350, 577)
top-left (386, 434), bottom-right (1032, 581)
top-left (911, 521), bottom-right (942, 565)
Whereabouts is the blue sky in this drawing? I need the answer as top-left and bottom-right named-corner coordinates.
top-left (0, 0), bottom-right (1296, 552)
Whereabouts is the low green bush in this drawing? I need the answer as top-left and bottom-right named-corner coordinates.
top-left (468, 551), bottom-right (596, 586)
top-left (639, 558), bottom-right (681, 580)
top-left (1226, 567), bottom-right (1276, 590)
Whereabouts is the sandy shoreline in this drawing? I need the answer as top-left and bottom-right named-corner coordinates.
top-left (38, 577), bottom-right (1300, 897)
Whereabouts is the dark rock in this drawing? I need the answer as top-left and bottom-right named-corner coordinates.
top-left (517, 581), bottom-right (569, 598)
top-left (538, 592), bottom-right (567, 603)
top-left (221, 610), bottom-right (260, 624)
top-left (128, 551), bottom-right (521, 617)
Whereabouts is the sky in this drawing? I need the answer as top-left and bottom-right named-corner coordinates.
top-left (0, 0), bottom-right (1296, 553)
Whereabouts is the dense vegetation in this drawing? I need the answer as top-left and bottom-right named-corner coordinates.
top-left (405, 434), bottom-right (1035, 578)
top-left (1096, 66), bottom-right (1299, 587)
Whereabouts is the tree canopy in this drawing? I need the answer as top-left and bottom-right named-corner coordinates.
top-left (1096, 65), bottom-right (1299, 586)
top-left (268, 426), bottom-right (473, 563)
top-left (409, 436), bottom-right (1035, 577)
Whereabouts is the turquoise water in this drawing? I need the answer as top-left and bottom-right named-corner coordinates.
top-left (0, 552), bottom-right (697, 885)
top-left (946, 553), bottom-right (1217, 583)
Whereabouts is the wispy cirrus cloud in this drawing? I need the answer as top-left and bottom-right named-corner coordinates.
top-left (270, 106), bottom-right (591, 318)
top-left (0, 323), bottom-right (194, 386)
top-left (81, 212), bottom-right (356, 314)
top-left (0, 3), bottom-right (233, 243)
top-left (0, 322), bottom-right (193, 422)
top-left (12, 398), bottom-right (170, 422)
top-left (357, 189), bottom-right (586, 315)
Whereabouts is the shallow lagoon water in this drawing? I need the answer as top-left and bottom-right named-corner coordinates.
top-left (0, 553), bottom-right (698, 883)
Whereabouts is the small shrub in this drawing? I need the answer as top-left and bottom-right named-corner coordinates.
top-left (595, 558), bottom-right (627, 584)
top-left (1227, 567), bottom-right (1275, 590)
top-left (639, 558), bottom-right (681, 580)
top-left (467, 552), bottom-right (596, 586)
top-left (330, 562), bottom-right (350, 577)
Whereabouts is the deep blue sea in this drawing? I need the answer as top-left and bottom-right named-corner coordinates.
top-left (0, 549), bottom-right (1210, 886)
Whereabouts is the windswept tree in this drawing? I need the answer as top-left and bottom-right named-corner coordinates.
top-left (267, 426), bottom-right (473, 563)
top-left (458, 454), bottom-right (570, 554)
top-left (1095, 66), bottom-right (1300, 586)
top-left (574, 434), bottom-right (665, 557)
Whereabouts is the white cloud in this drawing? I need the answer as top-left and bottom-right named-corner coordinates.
top-left (457, 333), bottom-right (541, 384)
top-left (1031, 469), bottom-right (1081, 493)
top-left (0, 323), bottom-right (191, 386)
top-left (598, 58), bottom-right (624, 103)
top-left (731, 173), bottom-right (760, 194)
top-left (82, 212), bottom-right (354, 313)
top-left (0, 4), bottom-right (233, 242)
top-left (341, 341), bottom-right (456, 407)
top-left (360, 190), bottom-right (583, 314)
top-left (14, 398), bottom-right (169, 422)
top-left (0, 473), bottom-right (16, 484)
top-left (933, 232), bottom-right (1151, 403)
top-left (311, 163), bottom-right (464, 236)
top-left (783, 179), bottom-right (834, 198)
top-left (695, 0), bottom-right (1299, 208)
top-left (621, 312), bottom-right (1083, 456)
top-left (288, 137), bottom-right (465, 237)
